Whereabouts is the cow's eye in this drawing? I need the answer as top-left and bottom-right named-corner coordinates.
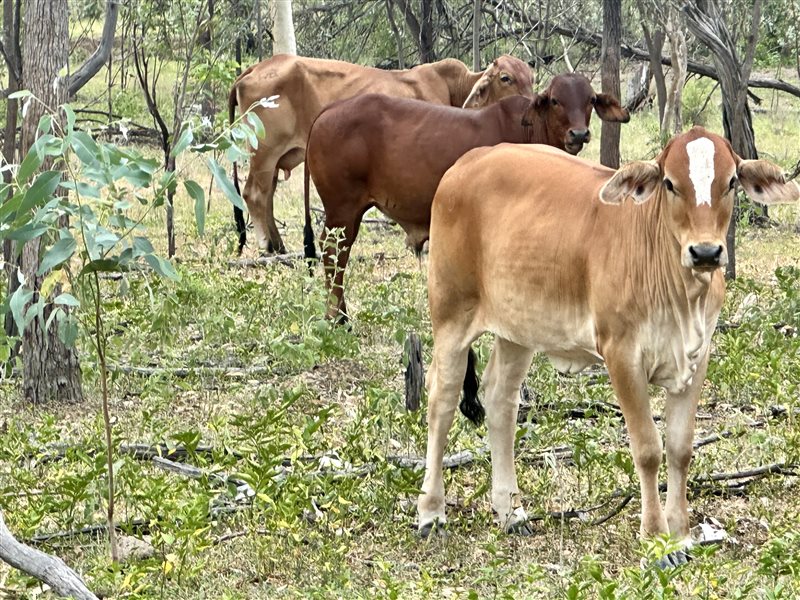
top-left (551, 98), bottom-right (559, 106)
top-left (500, 74), bottom-right (512, 83)
top-left (664, 178), bottom-right (674, 192)
top-left (590, 96), bottom-right (597, 106)
top-left (728, 176), bottom-right (737, 191)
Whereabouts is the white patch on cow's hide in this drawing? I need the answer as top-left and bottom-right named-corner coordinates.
top-left (686, 137), bottom-right (715, 206)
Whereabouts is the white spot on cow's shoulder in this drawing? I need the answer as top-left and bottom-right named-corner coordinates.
top-left (686, 137), bottom-right (715, 206)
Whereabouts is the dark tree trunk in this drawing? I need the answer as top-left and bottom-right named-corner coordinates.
top-left (199, 0), bottom-right (215, 119)
top-left (683, 0), bottom-right (762, 280)
top-left (600, 0), bottom-right (622, 168)
top-left (391, 0), bottom-right (436, 62)
top-left (3, 0), bottom-right (22, 357)
top-left (20, 0), bottom-right (83, 404)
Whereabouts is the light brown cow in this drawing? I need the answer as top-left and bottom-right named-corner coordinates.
top-left (229, 53), bottom-right (534, 253)
top-left (304, 74), bottom-right (629, 321)
top-left (418, 128), bottom-right (799, 565)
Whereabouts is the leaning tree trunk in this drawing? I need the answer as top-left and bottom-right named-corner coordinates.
top-left (20, 0), bottom-right (83, 404)
top-left (272, 0), bottom-right (296, 55)
top-left (642, 22), bottom-right (667, 124)
top-left (600, 0), bottom-right (622, 168)
top-left (683, 0), bottom-right (762, 280)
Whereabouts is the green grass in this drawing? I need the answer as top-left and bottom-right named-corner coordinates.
top-left (1, 63), bottom-right (800, 599)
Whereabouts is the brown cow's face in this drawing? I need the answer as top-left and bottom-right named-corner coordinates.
top-left (601, 127), bottom-right (799, 274)
top-left (462, 55), bottom-right (534, 108)
top-left (526, 73), bottom-right (630, 155)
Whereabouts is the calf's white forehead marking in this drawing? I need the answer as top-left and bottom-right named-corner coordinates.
top-left (686, 137), bottom-right (716, 206)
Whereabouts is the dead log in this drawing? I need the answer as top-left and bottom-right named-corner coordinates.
top-left (0, 509), bottom-right (98, 599)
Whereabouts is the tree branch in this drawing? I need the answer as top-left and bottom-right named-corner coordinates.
top-left (68, 0), bottom-right (121, 97)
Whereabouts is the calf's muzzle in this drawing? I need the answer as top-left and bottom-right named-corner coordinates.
top-left (688, 243), bottom-right (725, 268)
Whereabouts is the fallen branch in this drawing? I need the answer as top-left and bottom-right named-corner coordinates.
top-left (0, 509), bottom-right (98, 600)
top-left (227, 253), bottom-right (304, 268)
top-left (108, 364), bottom-right (273, 378)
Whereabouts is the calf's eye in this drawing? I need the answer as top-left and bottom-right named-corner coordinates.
top-left (664, 178), bottom-right (674, 192)
top-left (500, 74), bottom-right (512, 83)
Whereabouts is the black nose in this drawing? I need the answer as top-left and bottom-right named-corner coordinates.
top-left (689, 244), bottom-right (723, 267)
top-left (568, 128), bottom-right (590, 143)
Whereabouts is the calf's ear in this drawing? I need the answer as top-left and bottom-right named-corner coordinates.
top-left (521, 93), bottom-right (549, 126)
top-left (594, 93), bottom-right (630, 123)
top-left (599, 161), bottom-right (661, 205)
top-left (737, 159), bottom-right (800, 205)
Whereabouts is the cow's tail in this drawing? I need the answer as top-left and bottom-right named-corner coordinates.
top-left (303, 159), bottom-right (317, 262)
top-left (460, 347), bottom-right (484, 425)
top-left (229, 84), bottom-right (247, 254)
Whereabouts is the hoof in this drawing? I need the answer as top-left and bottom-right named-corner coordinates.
top-left (506, 519), bottom-right (534, 536)
top-left (651, 549), bottom-right (692, 570)
top-left (418, 520), bottom-right (447, 539)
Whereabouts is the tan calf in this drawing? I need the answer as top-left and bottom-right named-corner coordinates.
top-left (419, 128), bottom-right (799, 563)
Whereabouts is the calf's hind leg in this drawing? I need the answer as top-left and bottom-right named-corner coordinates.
top-left (482, 338), bottom-right (535, 533)
top-left (418, 330), bottom-right (471, 536)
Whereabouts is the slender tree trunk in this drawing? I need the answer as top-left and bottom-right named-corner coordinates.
top-left (600, 0), bottom-right (622, 167)
top-left (662, 8), bottom-right (687, 137)
top-left (472, 0), bottom-right (481, 71)
top-left (20, 0), bottom-right (83, 403)
top-left (271, 0), bottom-right (296, 55)
top-left (3, 0), bottom-right (22, 357)
top-left (385, 0), bottom-right (405, 68)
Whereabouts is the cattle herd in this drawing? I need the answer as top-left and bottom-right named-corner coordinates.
top-left (228, 53), bottom-right (800, 566)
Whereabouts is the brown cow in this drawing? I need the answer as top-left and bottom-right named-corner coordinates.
top-left (229, 53), bottom-right (534, 253)
top-left (304, 74), bottom-right (629, 321)
top-left (418, 128), bottom-right (799, 566)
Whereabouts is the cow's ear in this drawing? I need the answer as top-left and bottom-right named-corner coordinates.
top-left (521, 93), bottom-right (549, 126)
top-left (463, 61), bottom-right (499, 108)
top-left (599, 161), bottom-right (661, 205)
top-left (594, 93), bottom-right (630, 123)
top-left (737, 160), bottom-right (800, 205)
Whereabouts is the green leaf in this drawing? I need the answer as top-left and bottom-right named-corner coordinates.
top-left (144, 254), bottom-right (180, 281)
top-left (71, 131), bottom-right (100, 165)
top-left (171, 126), bottom-right (193, 157)
top-left (207, 158), bottom-right (244, 210)
top-left (9, 90), bottom-right (31, 100)
top-left (9, 286), bottom-right (34, 335)
top-left (63, 105), bottom-right (76, 133)
top-left (38, 236), bottom-right (77, 275)
top-left (246, 112), bottom-right (266, 140)
top-left (78, 258), bottom-right (122, 277)
top-left (16, 148), bottom-right (44, 186)
top-left (132, 236), bottom-right (155, 257)
top-left (53, 293), bottom-right (80, 307)
top-left (38, 114), bottom-right (52, 135)
top-left (18, 171), bottom-right (62, 215)
top-left (184, 180), bottom-right (206, 236)
top-left (5, 222), bottom-right (49, 242)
